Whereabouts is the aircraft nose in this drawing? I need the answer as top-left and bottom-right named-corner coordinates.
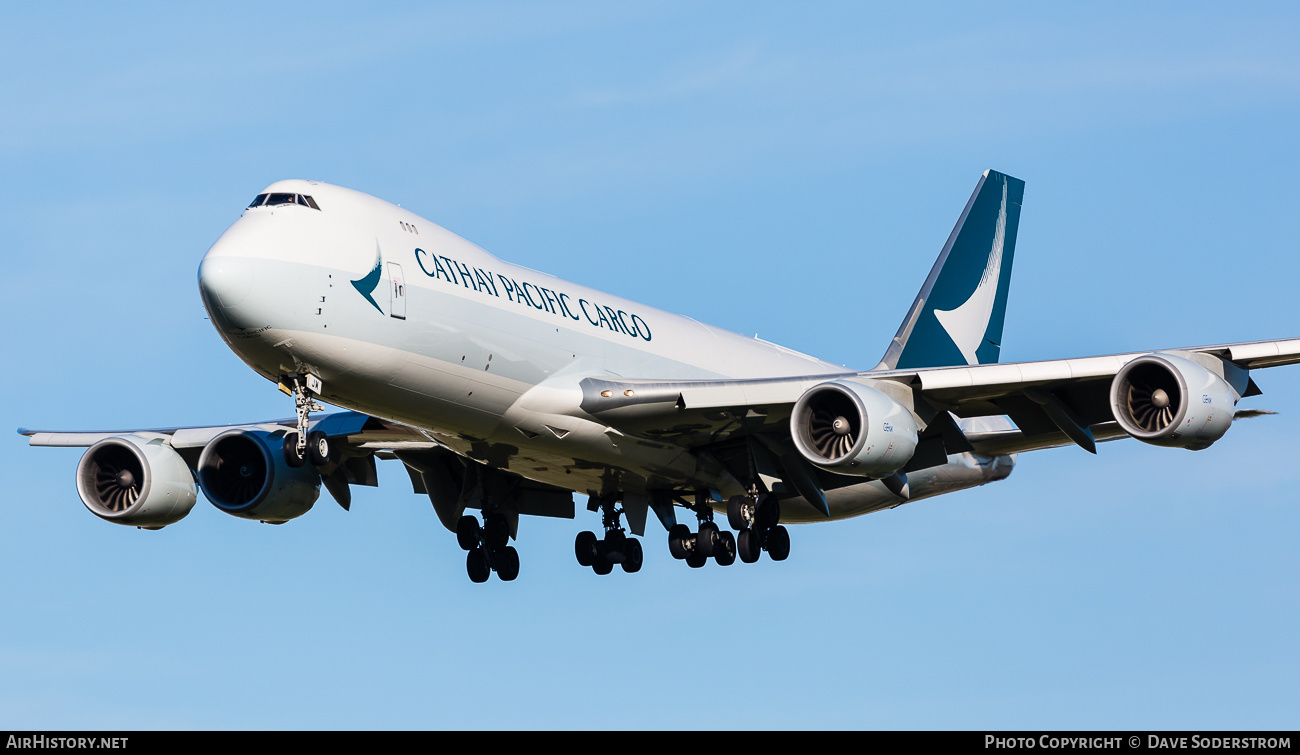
top-left (198, 256), bottom-right (251, 311)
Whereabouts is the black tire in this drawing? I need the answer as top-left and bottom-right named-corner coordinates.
top-left (484, 513), bottom-right (509, 551)
top-left (768, 525), bottom-right (790, 561)
top-left (685, 550), bottom-right (707, 568)
top-left (466, 548), bottom-right (490, 583)
top-left (697, 521), bottom-right (718, 558)
top-left (738, 528), bottom-right (761, 563)
top-left (307, 430), bottom-right (331, 467)
top-left (456, 515), bottom-right (480, 551)
top-left (668, 523), bottom-right (691, 559)
top-left (715, 530), bottom-right (736, 566)
top-left (592, 555), bottom-right (613, 575)
top-left (497, 546), bottom-right (520, 581)
top-left (621, 538), bottom-right (643, 573)
top-left (727, 495), bottom-right (749, 530)
top-left (574, 531), bottom-right (598, 566)
top-left (756, 493), bottom-right (781, 528)
top-left (282, 432), bottom-right (306, 468)
top-left (604, 529), bottom-right (626, 560)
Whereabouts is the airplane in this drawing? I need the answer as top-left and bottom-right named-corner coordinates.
top-left (20, 169), bottom-right (1300, 583)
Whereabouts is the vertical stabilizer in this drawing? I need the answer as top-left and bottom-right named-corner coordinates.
top-left (876, 169), bottom-right (1024, 370)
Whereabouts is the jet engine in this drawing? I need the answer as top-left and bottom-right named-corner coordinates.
top-left (197, 430), bottom-right (320, 523)
top-left (791, 380), bottom-right (919, 476)
top-left (1109, 353), bottom-right (1237, 450)
top-left (76, 435), bottom-right (198, 528)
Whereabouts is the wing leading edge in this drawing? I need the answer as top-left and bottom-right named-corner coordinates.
top-left (19, 410), bottom-right (576, 527)
top-left (577, 338), bottom-right (1300, 457)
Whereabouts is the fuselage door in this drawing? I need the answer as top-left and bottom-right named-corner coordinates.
top-left (387, 262), bottom-right (407, 320)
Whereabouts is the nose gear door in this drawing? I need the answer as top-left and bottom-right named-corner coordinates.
top-left (387, 262), bottom-right (407, 320)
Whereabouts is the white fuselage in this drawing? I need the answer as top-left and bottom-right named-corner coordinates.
top-left (198, 180), bottom-right (1012, 522)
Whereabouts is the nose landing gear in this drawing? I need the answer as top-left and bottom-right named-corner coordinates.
top-left (280, 373), bottom-right (331, 468)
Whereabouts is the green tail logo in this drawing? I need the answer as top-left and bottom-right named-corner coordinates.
top-left (351, 242), bottom-right (384, 315)
top-left (878, 169), bottom-right (1025, 371)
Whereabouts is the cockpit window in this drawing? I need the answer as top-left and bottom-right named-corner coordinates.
top-left (247, 192), bottom-right (322, 210)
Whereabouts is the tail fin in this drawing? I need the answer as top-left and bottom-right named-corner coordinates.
top-left (876, 169), bottom-right (1025, 370)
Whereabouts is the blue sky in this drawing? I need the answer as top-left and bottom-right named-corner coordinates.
top-left (2, 2), bottom-right (1299, 729)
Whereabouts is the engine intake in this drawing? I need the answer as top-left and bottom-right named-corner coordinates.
top-left (791, 380), bottom-right (919, 476)
top-left (76, 435), bottom-right (197, 528)
top-left (197, 430), bottom-right (320, 523)
top-left (1110, 353), bottom-right (1237, 450)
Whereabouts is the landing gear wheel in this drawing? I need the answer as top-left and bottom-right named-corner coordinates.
top-left (715, 530), bottom-right (736, 566)
top-left (621, 538), bottom-right (643, 573)
top-left (484, 513), bottom-right (510, 551)
top-left (685, 550), bottom-right (708, 568)
top-left (604, 529), bottom-right (626, 558)
top-left (668, 523), bottom-right (691, 560)
top-left (756, 494), bottom-right (781, 529)
top-left (497, 546), bottom-right (520, 581)
top-left (307, 430), bottom-right (331, 467)
top-left (592, 555), bottom-right (613, 575)
top-left (767, 525), bottom-right (790, 561)
top-left (456, 515), bottom-right (481, 551)
top-left (575, 531), bottom-right (598, 567)
top-left (282, 432), bottom-right (306, 468)
top-left (738, 528), bottom-right (762, 563)
top-left (727, 495), bottom-right (749, 530)
top-left (466, 548), bottom-right (490, 583)
top-left (697, 521), bottom-right (719, 558)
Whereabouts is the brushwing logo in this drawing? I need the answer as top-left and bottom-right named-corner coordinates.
top-left (932, 179), bottom-right (1009, 365)
top-left (351, 241), bottom-right (384, 315)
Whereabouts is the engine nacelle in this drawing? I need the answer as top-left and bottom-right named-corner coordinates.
top-left (791, 380), bottom-right (919, 477)
top-left (197, 430), bottom-right (320, 523)
top-left (76, 435), bottom-right (198, 528)
top-left (1109, 353), bottom-right (1237, 450)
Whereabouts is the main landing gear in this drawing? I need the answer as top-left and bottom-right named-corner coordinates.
top-left (570, 489), bottom-right (793, 575)
top-left (726, 492), bottom-right (790, 563)
top-left (667, 492), bottom-right (738, 568)
top-left (457, 512), bottom-right (520, 583)
top-left (574, 495), bottom-right (643, 575)
top-left (280, 373), bottom-right (331, 468)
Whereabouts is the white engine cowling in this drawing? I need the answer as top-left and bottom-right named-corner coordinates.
top-left (76, 435), bottom-right (198, 528)
top-left (197, 430), bottom-right (320, 523)
top-left (791, 380), bottom-right (919, 476)
top-left (1109, 353), bottom-right (1237, 450)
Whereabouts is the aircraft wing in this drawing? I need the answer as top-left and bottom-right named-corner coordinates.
top-left (19, 411), bottom-right (575, 531)
top-left (577, 338), bottom-right (1300, 458)
top-left (20, 411), bottom-right (429, 451)
top-left (24, 337), bottom-right (1297, 533)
